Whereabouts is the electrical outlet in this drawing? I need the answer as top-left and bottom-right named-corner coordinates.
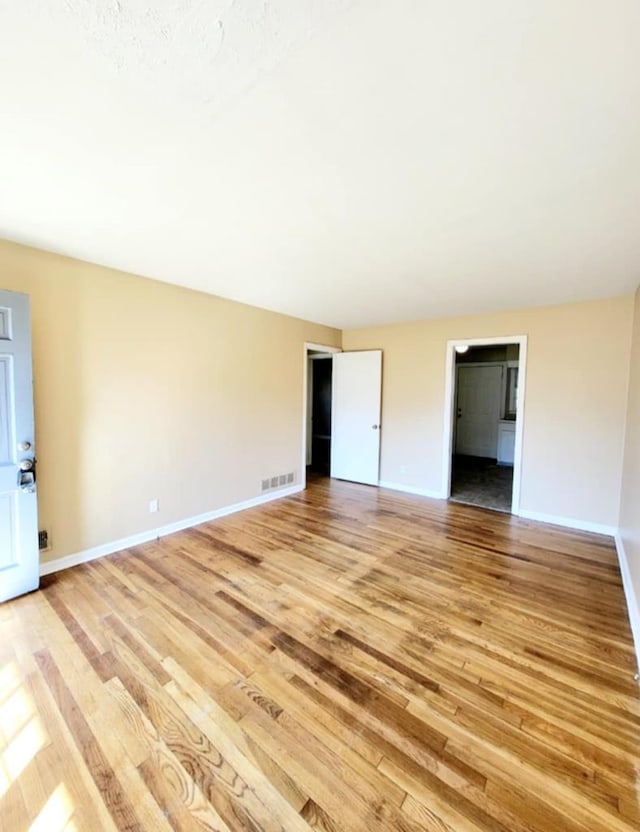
top-left (149, 498), bottom-right (159, 513)
top-left (38, 529), bottom-right (50, 551)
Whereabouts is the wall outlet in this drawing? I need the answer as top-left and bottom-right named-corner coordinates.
top-left (149, 498), bottom-right (159, 513)
top-left (38, 529), bottom-right (51, 551)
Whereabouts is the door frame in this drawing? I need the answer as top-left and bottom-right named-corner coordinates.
top-left (301, 342), bottom-right (341, 490)
top-left (441, 335), bottom-right (528, 514)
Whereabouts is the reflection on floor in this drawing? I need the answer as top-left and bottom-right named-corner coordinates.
top-left (450, 454), bottom-right (514, 513)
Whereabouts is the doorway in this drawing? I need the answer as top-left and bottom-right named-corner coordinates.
top-left (301, 344), bottom-right (383, 490)
top-left (442, 336), bottom-right (527, 514)
top-left (301, 342), bottom-right (341, 490)
top-left (308, 353), bottom-right (333, 476)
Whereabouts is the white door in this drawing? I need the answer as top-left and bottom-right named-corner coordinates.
top-left (330, 351), bottom-right (382, 486)
top-left (0, 290), bottom-right (39, 602)
top-left (455, 365), bottom-right (502, 458)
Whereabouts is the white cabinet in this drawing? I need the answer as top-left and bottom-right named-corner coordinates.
top-left (497, 420), bottom-right (516, 465)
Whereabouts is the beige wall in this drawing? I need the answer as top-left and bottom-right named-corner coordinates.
top-left (1, 236), bottom-right (635, 566)
top-left (619, 286), bottom-right (640, 651)
top-left (343, 297), bottom-right (634, 528)
top-left (0, 240), bottom-right (340, 562)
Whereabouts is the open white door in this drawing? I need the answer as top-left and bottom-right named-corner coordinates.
top-left (330, 350), bottom-right (382, 486)
top-left (0, 290), bottom-right (39, 602)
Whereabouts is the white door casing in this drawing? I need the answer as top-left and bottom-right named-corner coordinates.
top-left (455, 365), bottom-right (503, 458)
top-left (331, 350), bottom-right (382, 486)
top-left (0, 290), bottom-right (39, 602)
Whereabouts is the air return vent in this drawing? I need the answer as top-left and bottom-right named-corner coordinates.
top-left (261, 472), bottom-right (296, 492)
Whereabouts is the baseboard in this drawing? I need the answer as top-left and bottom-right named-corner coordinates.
top-left (378, 480), bottom-right (444, 500)
top-left (40, 484), bottom-right (304, 577)
top-left (376, 487), bottom-right (616, 536)
top-left (614, 533), bottom-right (640, 670)
top-left (516, 508), bottom-right (616, 537)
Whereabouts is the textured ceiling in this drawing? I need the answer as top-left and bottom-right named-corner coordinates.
top-left (1, 1), bottom-right (639, 328)
top-left (36, 1), bottom-right (356, 114)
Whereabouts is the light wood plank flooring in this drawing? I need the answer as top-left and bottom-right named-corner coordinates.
top-left (1, 477), bottom-right (639, 831)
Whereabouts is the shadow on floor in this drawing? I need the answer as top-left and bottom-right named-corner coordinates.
top-left (450, 455), bottom-right (513, 513)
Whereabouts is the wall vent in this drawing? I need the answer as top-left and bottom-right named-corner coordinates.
top-left (261, 472), bottom-right (296, 492)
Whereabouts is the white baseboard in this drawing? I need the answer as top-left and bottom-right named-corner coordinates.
top-left (40, 484), bottom-right (304, 577)
top-left (516, 508), bottom-right (616, 537)
top-left (614, 533), bottom-right (640, 670)
top-left (378, 480), bottom-right (444, 500)
top-left (377, 485), bottom-right (618, 537)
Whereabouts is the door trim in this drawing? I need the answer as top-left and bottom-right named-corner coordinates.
top-left (302, 342), bottom-right (341, 490)
top-left (442, 335), bottom-right (528, 514)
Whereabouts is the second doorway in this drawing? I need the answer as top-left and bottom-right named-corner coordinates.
top-left (450, 343), bottom-right (521, 512)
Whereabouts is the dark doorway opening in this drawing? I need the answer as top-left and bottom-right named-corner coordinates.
top-left (308, 356), bottom-right (333, 476)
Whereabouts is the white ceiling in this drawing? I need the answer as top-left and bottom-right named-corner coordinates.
top-left (1, 1), bottom-right (639, 329)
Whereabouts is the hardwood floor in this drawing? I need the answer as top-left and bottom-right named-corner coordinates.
top-left (1, 477), bottom-right (639, 831)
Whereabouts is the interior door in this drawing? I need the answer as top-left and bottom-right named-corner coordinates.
top-left (455, 365), bottom-right (503, 458)
top-left (0, 290), bottom-right (39, 602)
top-left (331, 350), bottom-right (382, 486)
